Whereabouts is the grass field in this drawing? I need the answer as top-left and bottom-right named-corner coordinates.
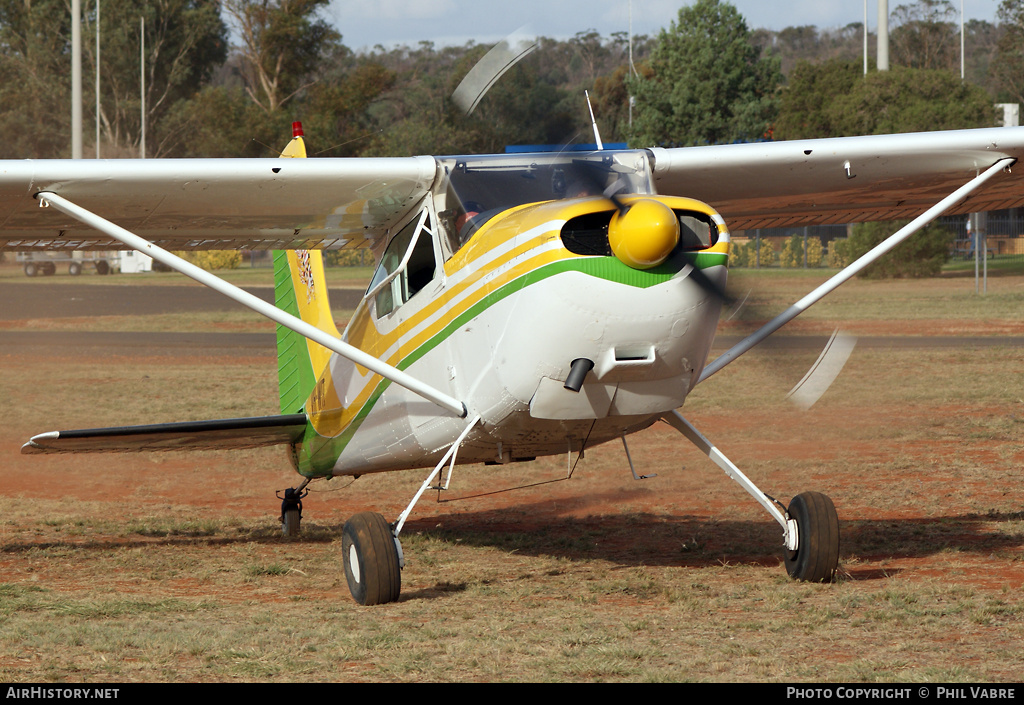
top-left (0, 266), bottom-right (1022, 682)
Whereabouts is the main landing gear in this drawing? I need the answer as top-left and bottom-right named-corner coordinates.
top-left (279, 414), bottom-right (482, 606)
top-left (663, 411), bottom-right (840, 583)
top-left (276, 483), bottom-right (403, 604)
top-left (783, 491), bottom-right (840, 582)
top-left (342, 512), bottom-right (403, 605)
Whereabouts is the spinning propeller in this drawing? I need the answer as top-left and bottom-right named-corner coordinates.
top-left (451, 32), bottom-right (854, 409)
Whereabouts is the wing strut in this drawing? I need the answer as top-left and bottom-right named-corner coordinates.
top-left (699, 157), bottom-right (1015, 383)
top-left (34, 190), bottom-right (468, 419)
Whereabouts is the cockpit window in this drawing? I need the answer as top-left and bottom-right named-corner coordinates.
top-left (367, 210), bottom-right (438, 318)
top-left (437, 150), bottom-right (653, 255)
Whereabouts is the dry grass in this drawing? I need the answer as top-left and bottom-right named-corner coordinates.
top-left (0, 270), bottom-right (1023, 682)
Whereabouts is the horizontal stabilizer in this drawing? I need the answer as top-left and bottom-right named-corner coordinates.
top-left (21, 414), bottom-right (308, 454)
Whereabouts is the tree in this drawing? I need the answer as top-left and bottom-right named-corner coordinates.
top-left (992, 0), bottom-right (1024, 104)
top-left (752, 23), bottom-right (869, 76)
top-left (0, 0), bottom-right (227, 158)
top-left (223, 0), bottom-right (341, 114)
top-left (890, 0), bottom-right (959, 70)
top-left (0, 0), bottom-right (74, 157)
top-left (91, 0), bottom-right (228, 157)
top-left (775, 58), bottom-right (996, 140)
top-left (627, 0), bottom-right (782, 147)
top-left (845, 220), bottom-right (952, 278)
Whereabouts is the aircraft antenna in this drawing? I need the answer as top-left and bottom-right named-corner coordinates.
top-left (585, 91), bottom-right (604, 150)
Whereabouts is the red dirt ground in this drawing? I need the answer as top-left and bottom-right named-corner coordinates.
top-left (3, 330), bottom-right (1022, 597)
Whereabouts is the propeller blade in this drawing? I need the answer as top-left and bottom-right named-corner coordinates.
top-left (685, 259), bottom-right (735, 307)
top-left (786, 329), bottom-right (857, 410)
top-left (452, 26), bottom-right (537, 115)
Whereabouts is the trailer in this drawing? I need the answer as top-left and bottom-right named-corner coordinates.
top-left (16, 251), bottom-right (119, 276)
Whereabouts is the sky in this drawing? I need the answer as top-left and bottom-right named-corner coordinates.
top-left (326, 0), bottom-right (1005, 52)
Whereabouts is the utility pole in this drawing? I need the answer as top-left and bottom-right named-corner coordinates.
top-left (140, 16), bottom-right (145, 159)
top-left (71, 0), bottom-right (82, 158)
top-left (95, 0), bottom-right (100, 158)
top-left (863, 0), bottom-right (868, 75)
top-left (960, 0), bottom-right (965, 80)
top-left (877, 0), bottom-right (889, 71)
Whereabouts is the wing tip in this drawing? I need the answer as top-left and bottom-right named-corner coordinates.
top-left (21, 431), bottom-right (59, 454)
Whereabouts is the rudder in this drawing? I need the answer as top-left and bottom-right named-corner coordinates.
top-left (272, 123), bottom-right (342, 414)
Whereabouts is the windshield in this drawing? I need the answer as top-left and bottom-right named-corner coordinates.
top-left (436, 149), bottom-right (653, 253)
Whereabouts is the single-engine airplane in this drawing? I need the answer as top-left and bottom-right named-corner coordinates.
top-left (3, 119), bottom-right (1024, 604)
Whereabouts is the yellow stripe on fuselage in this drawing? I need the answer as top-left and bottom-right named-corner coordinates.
top-left (307, 195), bottom-right (725, 438)
top-left (309, 220), bottom-right (567, 436)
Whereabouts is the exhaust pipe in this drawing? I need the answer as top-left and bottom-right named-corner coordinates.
top-left (563, 358), bottom-right (594, 392)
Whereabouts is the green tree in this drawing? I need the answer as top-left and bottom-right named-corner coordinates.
top-left (844, 221), bottom-right (952, 278)
top-left (752, 22), bottom-right (868, 76)
top-left (890, 0), bottom-right (959, 70)
top-left (0, 0), bottom-right (73, 157)
top-left (94, 0), bottom-right (228, 157)
top-left (780, 234), bottom-right (823, 267)
top-left (992, 0), bottom-right (1024, 103)
top-left (223, 0), bottom-right (341, 114)
top-left (627, 0), bottom-right (782, 147)
top-left (0, 0), bottom-right (227, 158)
top-left (775, 59), bottom-right (996, 139)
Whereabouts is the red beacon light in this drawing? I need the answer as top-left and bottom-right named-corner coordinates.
top-left (292, 121), bottom-right (304, 138)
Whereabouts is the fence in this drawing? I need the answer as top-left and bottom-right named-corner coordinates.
top-left (730, 216), bottom-right (1024, 268)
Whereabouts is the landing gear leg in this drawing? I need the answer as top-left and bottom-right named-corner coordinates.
top-left (662, 410), bottom-right (839, 582)
top-left (340, 413), bottom-right (481, 605)
top-left (278, 479), bottom-right (310, 537)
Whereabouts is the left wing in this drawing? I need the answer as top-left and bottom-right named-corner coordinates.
top-left (0, 156), bottom-right (437, 251)
top-left (21, 414), bottom-right (308, 454)
top-left (649, 126), bottom-right (1024, 229)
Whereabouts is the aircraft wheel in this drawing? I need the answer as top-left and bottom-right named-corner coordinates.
top-left (342, 512), bottom-right (401, 605)
top-left (784, 491), bottom-right (839, 583)
top-left (282, 508), bottom-right (300, 537)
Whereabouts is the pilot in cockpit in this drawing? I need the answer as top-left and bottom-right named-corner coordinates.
top-left (444, 199), bottom-right (484, 255)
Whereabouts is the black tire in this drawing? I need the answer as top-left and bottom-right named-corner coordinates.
top-left (342, 512), bottom-right (402, 605)
top-left (282, 508), bottom-right (300, 537)
top-left (96, 260), bottom-right (109, 275)
top-left (784, 491), bottom-right (839, 583)
top-left (23, 263), bottom-right (37, 277)
top-left (68, 261), bottom-right (82, 276)
top-left (42, 263), bottom-right (56, 276)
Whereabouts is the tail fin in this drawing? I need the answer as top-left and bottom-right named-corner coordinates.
top-left (273, 123), bottom-right (342, 413)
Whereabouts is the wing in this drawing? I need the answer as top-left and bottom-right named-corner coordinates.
top-left (0, 156), bottom-right (437, 251)
top-left (649, 126), bottom-right (1024, 229)
top-left (21, 414), bottom-right (308, 454)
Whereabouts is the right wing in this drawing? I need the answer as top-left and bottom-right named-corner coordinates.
top-left (649, 126), bottom-right (1024, 229)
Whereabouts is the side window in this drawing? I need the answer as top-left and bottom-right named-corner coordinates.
top-left (368, 211), bottom-right (438, 318)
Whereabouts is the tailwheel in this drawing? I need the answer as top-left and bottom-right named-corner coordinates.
top-left (784, 491), bottom-right (839, 583)
top-left (282, 509), bottom-right (301, 537)
top-left (342, 512), bottom-right (402, 605)
top-left (277, 487), bottom-right (307, 537)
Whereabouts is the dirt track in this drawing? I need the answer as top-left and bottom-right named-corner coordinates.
top-left (0, 282), bottom-right (365, 320)
top-left (1, 275), bottom-right (1023, 681)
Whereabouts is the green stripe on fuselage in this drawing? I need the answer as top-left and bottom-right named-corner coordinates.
top-left (294, 251), bottom-right (727, 477)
